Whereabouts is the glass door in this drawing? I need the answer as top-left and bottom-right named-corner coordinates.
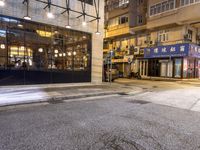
top-left (174, 59), bottom-right (182, 78)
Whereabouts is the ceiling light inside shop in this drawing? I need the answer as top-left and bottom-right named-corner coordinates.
top-left (17, 24), bottom-right (23, 27)
top-left (63, 53), bottom-right (66, 56)
top-left (54, 30), bottom-right (59, 34)
top-left (54, 49), bottom-right (58, 54)
top-left (19, 46), bottom-right (25, 51)
top-left (10, 46), bottom-right (18, 51)
top-left (0, 44), bottom-right (5, 49)
top-left (55, 54), bottom-right (58, 57)
top-left (47, 12), bottom-right (54, 19)
top-left (0, 0), bottom-right (5, 7)
top-left (67, 52), bottom-right (72, 56)
top-left (73, 51), bottom-right (77, 56)
top-left (59, 53), bottom-right (62, 57)
top-left (38, 48), bottom-right (43, 53)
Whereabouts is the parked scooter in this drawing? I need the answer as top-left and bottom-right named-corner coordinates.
top-left (128, 72), bottom-right (142, 80)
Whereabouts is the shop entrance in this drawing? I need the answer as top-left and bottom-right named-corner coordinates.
top-left (139, 60), bottom-right (148, 76)
top-left (160, 60), bottom-right (173, 77)
top-left (148, 59), bottom-right (160, 77)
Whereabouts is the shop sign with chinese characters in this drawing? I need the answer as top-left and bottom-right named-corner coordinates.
top-left (144, 43), bottom-right (190, 58)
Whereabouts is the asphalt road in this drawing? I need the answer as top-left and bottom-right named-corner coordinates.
top-left (1, 94), bottom-right (200, 150)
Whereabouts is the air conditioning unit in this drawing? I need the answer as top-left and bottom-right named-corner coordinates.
top-left (144, 40), bottom-right (153, 46)
top-left (184, 34), bottom-right (192, 41)
top-left (196, 35), bottom-right (200, 41)
top-left (155, 40), bottom-right (162, 46)
top-left (116, 47), bottom-right (121, 52)
top-left (134, 46), bottom-right (140, 55)
top-left (149, 41), bottom-right (153, 45)
top-left (122, 3), bottom-right (128, 8)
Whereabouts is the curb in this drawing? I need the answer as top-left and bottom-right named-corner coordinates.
top-left (0, 91), bottom-right (120, 108)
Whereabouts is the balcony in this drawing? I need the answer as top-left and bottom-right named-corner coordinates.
top-left (105, 23), bottom-right (130, 38)
top-left (147, 3), bottom-right (200, 29)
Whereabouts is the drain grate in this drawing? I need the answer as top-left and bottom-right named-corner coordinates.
top-left (48, 100), bottom-right (64, 104)
top-left (118, 92), bottom-right (129, 96)
top-left (130, 100), bottom-right (150, 105)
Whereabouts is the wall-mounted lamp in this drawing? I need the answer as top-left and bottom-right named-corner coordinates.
top-left (46, 0), bottom-right (54, 19)
top-left (23, 0), bottom-right (32, 20)
top-left (65, 0), bottom-right (71, 29)
top-left (82, 20), bottom-right (87, 26)
top-left (47, 11), bottom-right (54, 19)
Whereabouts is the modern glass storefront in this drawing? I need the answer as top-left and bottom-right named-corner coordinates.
top-left (0, 15), bottom-right (92, 85)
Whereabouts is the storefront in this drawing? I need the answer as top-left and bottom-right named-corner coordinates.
top-left (144, 43), bottom-right (200, 78)
top-left (0, 15), bottom-right (92, 85)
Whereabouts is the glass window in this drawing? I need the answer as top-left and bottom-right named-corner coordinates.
top-left (0, 15), bottom-right (92, 85)
top-left (150, 0), bottom-right (175, 16)
top-left (174, 59), bottom-right (182, 78)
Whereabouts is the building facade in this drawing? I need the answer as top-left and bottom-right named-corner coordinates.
top-left (104, 0), bottom-right (200, 79)
top-left (144, 0), bottom-right (200, 78)
top-left (0, 0), bottom-right (104, 85)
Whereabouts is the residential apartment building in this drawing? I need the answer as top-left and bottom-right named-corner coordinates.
top-left (104, 0), bottom-right (133, 77)
top-left (0, 0), bottom-right (104, 85)
top-left (104, 0), bottom-right (200, 79)
top-left (144, 0), bottom-right (200, 78)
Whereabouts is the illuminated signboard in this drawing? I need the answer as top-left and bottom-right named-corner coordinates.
top-left (144, 43), bottom-right (196, 58)
top-left (189, 44), bottom-right (200, 58)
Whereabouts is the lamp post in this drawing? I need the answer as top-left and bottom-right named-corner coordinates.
top-left (109, 50), bottom-right (114, 84)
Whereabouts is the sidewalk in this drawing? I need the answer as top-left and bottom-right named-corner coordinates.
top-left (0, 82), bottom-right (142, 107)
top-left (142, 76), bottom-right (200, 82)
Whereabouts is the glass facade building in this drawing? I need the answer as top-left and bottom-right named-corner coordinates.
top-left (0, 15), bottom-right (92, 85)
